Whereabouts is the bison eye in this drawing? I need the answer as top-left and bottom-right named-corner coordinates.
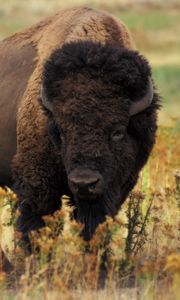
top-left (111, 127), bottom-right (125, 142)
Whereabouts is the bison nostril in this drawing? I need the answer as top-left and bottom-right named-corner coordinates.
top-left (76, 180), bottom-right (99, 194)
top-left (70, 182), bottom-right (79, 194)
top-left (88, 180), bottom-right (99, 192)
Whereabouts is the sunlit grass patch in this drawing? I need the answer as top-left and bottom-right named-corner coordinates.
top-left (153, 65), bottom-right (180, 109)
top-left (118, 9), bottom-right (180, 31)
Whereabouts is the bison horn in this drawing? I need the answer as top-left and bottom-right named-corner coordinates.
top-left (40, 85), bottom-right (53, 112)
top-left (130, 77), bottom-right (153, 116)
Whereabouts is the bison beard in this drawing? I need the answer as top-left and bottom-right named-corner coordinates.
top-left (73, 197), bottom-right (107, 241)
top-left (71, 174), bottom-right (136, 240)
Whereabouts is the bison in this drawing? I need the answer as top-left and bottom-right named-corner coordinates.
top-left (0, 7), bottom-right (160, 243)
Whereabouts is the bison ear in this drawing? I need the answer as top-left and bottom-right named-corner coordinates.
top-left (40, 84), bottom-right (53, 112)
top-left (130, 77), bottom-right (154, 116)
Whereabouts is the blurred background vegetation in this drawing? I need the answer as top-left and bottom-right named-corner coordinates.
top-left (0, 0), bottom-right (179, 128)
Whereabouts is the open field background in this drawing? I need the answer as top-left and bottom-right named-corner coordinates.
top-left (0, 1), bottom-right (179, 299)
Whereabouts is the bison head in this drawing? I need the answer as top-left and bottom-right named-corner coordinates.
top-left (40, 41), bottom-right (158, 240)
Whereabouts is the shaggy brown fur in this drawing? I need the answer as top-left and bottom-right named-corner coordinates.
top-left (0, 7), bottom-right (159, 242)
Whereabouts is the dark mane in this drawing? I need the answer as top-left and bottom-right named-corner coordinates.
top-left (42, 40), bottom-right (152, 102)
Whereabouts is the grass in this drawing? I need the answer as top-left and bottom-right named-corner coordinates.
top-left (0, 2), bottom-right (180, 299)
top-left (118, 9), bottom-right (180, 31)
top-left (152, 66), bottom-right (180, 123)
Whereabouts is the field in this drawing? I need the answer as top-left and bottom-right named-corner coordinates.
top-left (0, 1), bottom-right (180, 299)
